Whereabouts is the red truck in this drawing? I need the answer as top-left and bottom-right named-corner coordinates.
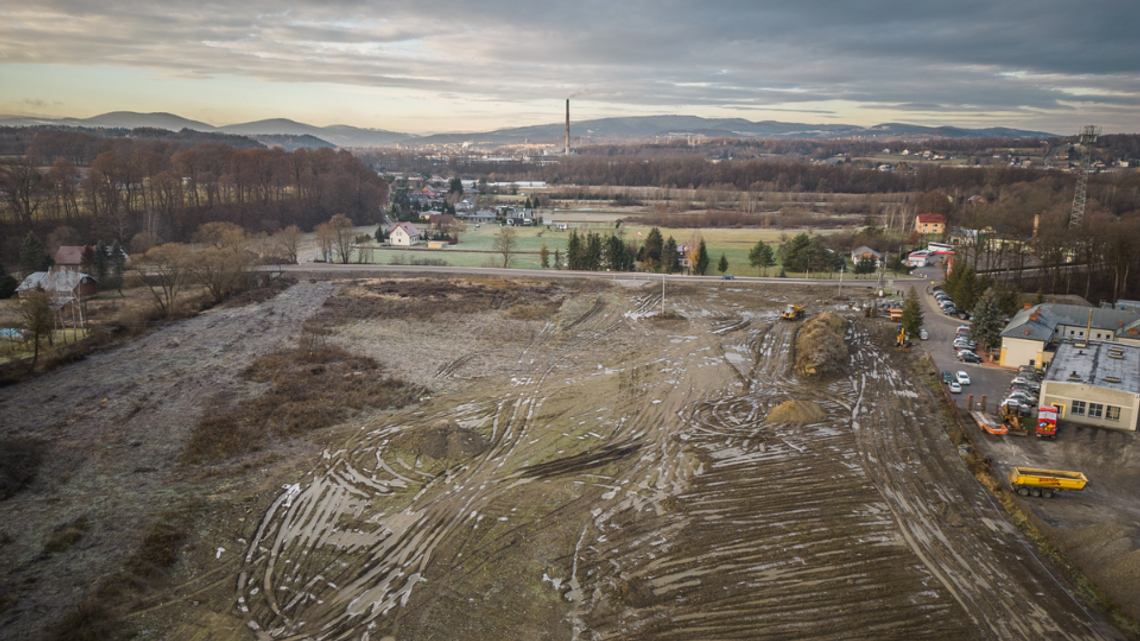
top-left (1036, 406), bottom-right (1059, 439)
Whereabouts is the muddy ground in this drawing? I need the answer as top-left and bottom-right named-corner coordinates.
top-left (0, 276), bottom-right (1128, 640)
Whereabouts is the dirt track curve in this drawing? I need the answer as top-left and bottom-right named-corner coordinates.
top-left (223, 282), bottom-right (1119, 640)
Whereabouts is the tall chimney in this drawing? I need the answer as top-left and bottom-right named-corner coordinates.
top-left (565, 99), bottom-right (570, 156)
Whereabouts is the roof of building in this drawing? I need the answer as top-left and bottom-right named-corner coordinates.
top-left (916, 213), bottom-right (946, 224)
top-left (54, 245), bottom-right (88, 265)
top-left (16, 271), bottom-right (96, 305)
top-left (1002, 303), bottom-right (1140, 342)
top-left (850, 246), bottom-right (882, 258)
top-left (1045, 341), bottom-right (1140, 394)
top-left (392, 222), bottom-right (421, 236)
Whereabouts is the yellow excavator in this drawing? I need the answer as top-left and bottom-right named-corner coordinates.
top-left (782, 304), bottom-right (805, 320)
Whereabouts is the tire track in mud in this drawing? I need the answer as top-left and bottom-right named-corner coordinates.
top-left (833, 320), bottom-right (1118, 641)
top-left (576, 317), bottom-right (977, 640)
top-left (235, 294), bottom-right (637, 639)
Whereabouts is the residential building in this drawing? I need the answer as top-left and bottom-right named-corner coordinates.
top-left (16, 271), bottom-right (98, 307)
top-left (850, 246), bottom-right (883, 267)
top-left (915, 213), bottom-right (946, 236)
top-left (1039, 342), bottom-right (1140, 431)
top-left (389, 222), bottom-right (422, 246)
top-left (54, 245), bottom-right (88, 272)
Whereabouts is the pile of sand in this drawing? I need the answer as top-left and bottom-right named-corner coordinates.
top-left (766, 400), bottom-right (827, 424)
top-left (390, 421), bottom-right (489, 460)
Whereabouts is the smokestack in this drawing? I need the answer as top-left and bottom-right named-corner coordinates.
top-left (565, 99), bottom-right (570, 156)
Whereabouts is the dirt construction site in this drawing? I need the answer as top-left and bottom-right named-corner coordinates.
top-left (0, 275), bottom-right (1130, 640)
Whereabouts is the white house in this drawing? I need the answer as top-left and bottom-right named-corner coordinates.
top-left (389, 222), bottom-right (422, 246)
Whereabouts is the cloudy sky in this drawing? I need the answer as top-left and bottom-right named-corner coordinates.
top-left (1, 1), bottom-right (1137, 135)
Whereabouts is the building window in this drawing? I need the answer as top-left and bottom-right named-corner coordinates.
top-left (1088, 403), bottom-right (1104, 419)
top-left (1107, 406), bottom-right (1121, 422)
top-left (1072, 400), bottom-right (1086, 415)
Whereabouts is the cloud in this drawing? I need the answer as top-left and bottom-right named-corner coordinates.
top-left (1, 1), bottom-right (1138, 131)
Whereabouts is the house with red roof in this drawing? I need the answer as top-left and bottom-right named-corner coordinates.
top-left (915, 214), bottom-right (946, 236)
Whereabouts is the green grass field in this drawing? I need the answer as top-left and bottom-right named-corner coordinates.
top-left (355, 216), bottom-right (906, 278)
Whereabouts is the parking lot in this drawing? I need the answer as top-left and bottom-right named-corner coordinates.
top-left (913, 265), bottom-right (1140, 622)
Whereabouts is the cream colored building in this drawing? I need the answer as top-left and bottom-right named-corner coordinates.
top-left (389, 222), bottom-right (422, 246)
top-left (1039, 342), bottom-right (1140, 431)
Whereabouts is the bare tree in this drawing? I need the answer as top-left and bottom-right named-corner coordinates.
top-left (315, 223), bottom-right (335, 262)
top-left (274, 225), bottom-right (303, 264)
top-left (142, 243), bottom-right (193, 317)
top-left (329, 214), bottom-right (356, 264)
top-left (493, 225), bottom-right (518, 268)
top-left (0, 157), bottom-right (50, 225)
top-left (18, 289), bottom-right (54, 366)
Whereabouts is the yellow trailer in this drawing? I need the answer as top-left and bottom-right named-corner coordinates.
top-left (1008, 467), bottom-right (1089, 498)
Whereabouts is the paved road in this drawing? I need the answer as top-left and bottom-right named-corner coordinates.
top-left (259, 261), bottom-right (925, 287)
top-left (910, 264), bottom-right (1016, 413)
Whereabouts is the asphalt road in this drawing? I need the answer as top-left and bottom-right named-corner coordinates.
top-left (259, 261), bottom-right (925, 288)
top-left (910, 264), bottom-right (1017, 413)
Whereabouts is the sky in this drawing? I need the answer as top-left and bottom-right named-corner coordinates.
top-left (1, 1), bottom-right (1138, 135)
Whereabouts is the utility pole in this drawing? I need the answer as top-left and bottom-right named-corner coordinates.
top-left (838, 266), bottom-right (844, 296)
top-left (661, 273), bottom-right (666, 315)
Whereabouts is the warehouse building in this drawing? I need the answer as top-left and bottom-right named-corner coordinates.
top-left (1039, 342), bottom-right (1140, 431)
top-left (999, 303), bottom-right (1140, 369)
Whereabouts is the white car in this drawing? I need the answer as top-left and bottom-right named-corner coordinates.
top-left (956, 371), bottom-right (971, 385)
top-left (919, 329), bottom-right (928, 340)
top-left (949, 381), bottom-right (962, 393)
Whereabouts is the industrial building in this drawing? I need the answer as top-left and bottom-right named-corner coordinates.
top-left (1039, 342), bottom-right (1140, 431)
top-left (999, 303), bottom-right (1140, 369)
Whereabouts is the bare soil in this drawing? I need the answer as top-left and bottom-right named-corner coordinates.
top-left (0, 277), bottom-right (1128, 641)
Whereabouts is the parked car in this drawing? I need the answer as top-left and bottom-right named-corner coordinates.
top-left (957, 312), bottom-right (971, 320)
top-left (957, 325), bottom-right (971, 334)
top-left (1011, 376), bottom-right (1041, 389)
top-left (958, 352), bottom-right (983, 364)
top-left (941, 370), bottom-right (954, 384)
top-left (956, 371), bottom-right (971, 385)
top-left (722, 274), bottom-right (734, 280)
top-left (919, 329), bottom-right (928, 340)
top-left (944, 307), bottom-right (959, 315)
top-left (953, 339), bottom-right (976, 349)
top-left (949, 381), bottom-right (962, 393)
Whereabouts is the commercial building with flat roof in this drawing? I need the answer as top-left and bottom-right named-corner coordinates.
top-left (1039, 342), bottom-right (1140, 431)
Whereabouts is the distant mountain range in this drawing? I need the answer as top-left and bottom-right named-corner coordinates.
top-left (0, 112), bottom-right (411, 148)
top-left (0, 111), bottom-right (1057, 148)
top-left (412, 116), bottom-right (1057, 145)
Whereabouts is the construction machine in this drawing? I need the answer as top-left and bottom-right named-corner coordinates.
top-left (781, 304), bottom-right (805, 320)
top-left (998, 405), bottom-right (1030, 436)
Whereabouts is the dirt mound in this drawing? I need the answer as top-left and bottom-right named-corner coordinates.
top-left (390, 421), bottom-right (489, 460)
top-left (766, 400), bottom-right (827, 424)
top-left (794, 311), bottom-right (848, 378)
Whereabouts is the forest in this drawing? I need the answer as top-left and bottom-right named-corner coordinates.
top-left (0, 127), bottom-right (389, 263)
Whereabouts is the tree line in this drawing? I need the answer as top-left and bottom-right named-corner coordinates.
top-left (0, 128), bottom-right (389, 263)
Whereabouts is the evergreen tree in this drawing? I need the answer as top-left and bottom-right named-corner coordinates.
top-left (0, 261), bottom-right (17, 299)
top-left (92, 240), bottom-right (110, 282)
top-left (748, 240), bottom-right (775, 276)
top-left (643, 227), bottom-right (664, 268)
top-left (566, 230), bottom-right (583, 270)
top-left (854, 257), bottom-right (877, 274)
top-left (970, 287), bottom-right (1003, 350)
top-left (901, 286), bottom-right (924, 339)
top-left (662, 236), bottom-right (678, 273)
top-left (696, 239), bottom-right (710, 275)
top-left (539, 243), bottom-right (550, 269)
top-left (603, 235), bottom-right (625, 271)
top-left (717, 253), bottom-right (729, 275)
top-left (107, 240), bottom-right (126, 293)
top-left (553, 249), bottom-right (562, 269)
top-left (945, 261), bottom-right (983, 313)
top-left (19, 232), bottom-right (51, 276)
top-left (375, 225), bottom-right (387, 243)
top-left (586, 232), bottom-right (603, 270)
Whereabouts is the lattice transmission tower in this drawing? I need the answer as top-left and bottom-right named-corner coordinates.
top-left (1069, 125), bottom-right (1101, 229)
